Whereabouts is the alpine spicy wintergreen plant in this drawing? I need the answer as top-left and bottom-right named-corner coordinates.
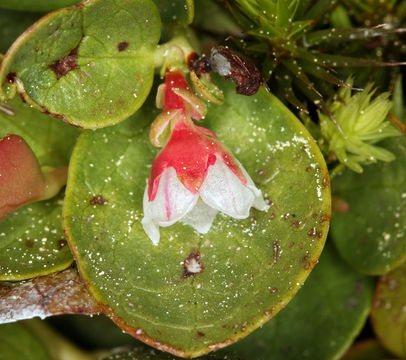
top-left (318, 80), bottom-right (402, 173)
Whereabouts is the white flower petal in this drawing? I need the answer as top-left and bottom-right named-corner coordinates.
top-left (239, 161), bottom-right (270, 212)
top-left (199, 159), bottom-right (255, 218)
top-left (181, 198), bottom-right (218, 233)
top-left (142, 167), bottom-right (198, 245)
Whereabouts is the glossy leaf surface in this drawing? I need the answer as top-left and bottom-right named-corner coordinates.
top-left (64, 78), bottom-right (330, 357)
top-left (0, 322), bottom-right (51, 360)
top-left (221, 243), bottom-right (374, 360)
top-left (331, 136), bottom-right (406, 275)
top-left (0, 0), bottom-right (161, 128)
top-left (0, 97), bottom-right (77, 280)
top-left (154, 0), bottom-right (194, 25)
top-left (371, 261), bottom-right (406, 357)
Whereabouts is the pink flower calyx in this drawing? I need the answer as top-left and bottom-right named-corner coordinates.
top-left (149, 71), bottom-right (207, 148)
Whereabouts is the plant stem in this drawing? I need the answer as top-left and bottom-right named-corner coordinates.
top-left (22, 319), bottom-right (94, 360)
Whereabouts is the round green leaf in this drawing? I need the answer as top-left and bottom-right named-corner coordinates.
top-left (221, 243), bottom-right (374, 360)
top-left (63, 78), bottom-right (330, 357)
top-left (0, 0), bottom-right (79, 12)
top-left (331, 136), bottom-right (406, 275)
top-left (371, 261), bottom-right (406, 357)
top-left (0, 322), bottom-right (51, 360)
top-left (0, 97), bottom-right (77, 280)
top-left (0, 0), bottom-right (161, 129)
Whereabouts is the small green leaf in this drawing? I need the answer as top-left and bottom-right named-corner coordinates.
top-left (0, 0), bottom-right (161, 129)
top-left (0, 322), bottom-right (52, 360)
top-left (64, 77), bottom-right (330, 357)
top-left (0, 0), bottom-right (79, 12)
top-left (221, 243), bottom-right (374, 360)
top-left (0, 193), bottom-right (73, 280)
top-left (154, 0), bottom-right (194, 25)
top-left (0, 97), bottom-right (78, 280)
top-left (331, 135), bottom-right (406, 275)
top-left (371, 262), bottom-right (406, 357)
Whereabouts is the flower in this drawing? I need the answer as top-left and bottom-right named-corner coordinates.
top-left (141, 72), bottom-right (268, 245)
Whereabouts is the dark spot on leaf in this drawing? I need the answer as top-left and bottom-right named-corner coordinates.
top-left (291, 220), bottom-right (300, 229)
top-left (50, 46), bottom-right (80, 80)
top-left (6, 72), bottom-right (16, 84)
top-left (322, 175), bottom-right (330, 188)
top-left (273, 241), bottom-right (280, 264)
top-left (197, 331), bottom-right (205, 337)
top-left (85, 215), bottom-right (94, 223)
top-left (25, 240), bottom-right (33, 248)
top-left (270, 287), bottom-right (278, 294)
top-left (58, 239), bottom-right (67, 249)
top-left (257, 169), bottom-right (265, 176)
top-left (269, 212), bottom-right (276, 220)
top-left (320, 214), bottom-right (330, 223)
top-left (42, 109), bottom-right (65, 120)
top-left (183, 248), bottom-right (204, 278)
top-left (307, 227), bottom-right (317, 237)
top-left (117, 41), bottom-right (129, 52)
top-left (301, 255), bottom-right (309, 262)
top-left (305, 166), bottom-right (312, 172)
top-left (90, 195), bottom-right (108, 205)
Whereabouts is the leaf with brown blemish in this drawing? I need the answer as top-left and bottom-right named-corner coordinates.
top-left (0, 0), bottom-right (161, 129)
top-left (0, 96), bottom-right (78, 280)
top-left (0, 267), bottom-right (100, 324)
top-left (63, 76), bottom-right (330, 357)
